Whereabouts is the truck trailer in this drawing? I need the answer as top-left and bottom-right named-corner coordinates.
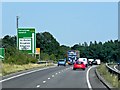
top-left (67, 50), bottom-right (79, 65)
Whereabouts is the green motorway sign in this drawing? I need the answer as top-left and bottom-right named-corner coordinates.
top-left (17, 28), bottom-right (36, 54)
top-left (0, 48), bottom-right (5, 59)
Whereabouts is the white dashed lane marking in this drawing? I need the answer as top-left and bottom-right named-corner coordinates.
top-left (36, 85), bottom-right (40, 88)
top-left (52, 75), bottom-right (54, 77)
top-left (48, 78), bottom-right (50, 80)
top-left (43, 81), bottom-right (46, 83)
top-left (39, 67), bottom-right (71, 87)
top-left (36, 67), bottom-right (72, 88)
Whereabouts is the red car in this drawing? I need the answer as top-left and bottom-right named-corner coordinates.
top-left (73, 61), bottom-right (86, 70)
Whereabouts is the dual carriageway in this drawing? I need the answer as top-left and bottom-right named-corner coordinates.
top-left (1, 63), bottom-right (119, 89)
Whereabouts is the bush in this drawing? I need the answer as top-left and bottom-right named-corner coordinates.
top-left (40, 53), bottom-right (50, 60)
top-left (3, 46), bottom-right (37, 65)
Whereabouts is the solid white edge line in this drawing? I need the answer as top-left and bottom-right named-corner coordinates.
top-left (0, 66), bottom-right (56, 83)
top-left (86, 66), bottom-right (93, 90)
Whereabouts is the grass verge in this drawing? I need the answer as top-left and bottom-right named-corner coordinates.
top-left (97, 64), bottom-right (120, 88)
top-left (2, 63), bottom-right (54, 76)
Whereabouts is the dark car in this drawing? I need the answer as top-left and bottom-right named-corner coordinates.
top-left (92, 60), bottom-right (97, 65)
top-left (58, 59), bottom-right (66, 66)
top-left (118, 60), bottom-right (120, 66)
top-left (88, 61), bottom-right (92, 66)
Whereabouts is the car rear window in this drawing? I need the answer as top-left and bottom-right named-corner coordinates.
top-left (59, 60), bottom-right (64, 62)
top-left (76, 61), bottom-right (83, 64)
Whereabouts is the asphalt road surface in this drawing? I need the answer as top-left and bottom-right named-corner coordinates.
top-left (1, 65), bottom-right (108, 89)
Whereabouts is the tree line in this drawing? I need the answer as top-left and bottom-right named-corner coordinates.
top-left (71, 40), bottom-right (119, 63)
top-left (0, 32), bottom-right (119, 64)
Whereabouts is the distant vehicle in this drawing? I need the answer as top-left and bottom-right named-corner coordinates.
top-left (88, 59), bottom-right (94, 62)
top-left (95, 59), bottom-right (101, 65)
top-left (73, 61), bottom-right (86, 70)
top-left (58, 59), bottom-right (66, 66)
top-left (78, 58), bottom-right (88, 67)
top-left (88, 59), bottom-right (94, 66)
top-left (117, 60), bottom-right (120, 66)
top-left (67, 50), bottom-right (80, 65)
top-left (88, 61), bottom-right (92, 66)
top-left (118, 63), bottom-right (120, 66)
top-left (92, 60), bottom-right (97, 65)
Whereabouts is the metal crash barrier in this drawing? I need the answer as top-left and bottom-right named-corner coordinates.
top-left (106, 63), bottom-right (120, 80)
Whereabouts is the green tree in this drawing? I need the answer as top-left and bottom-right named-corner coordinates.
top-left (2, 35), bottom-right (17, 48)
top-left (58, 45), bottom-right (70, 59)
top-left (36, 32), bottom-right (60, 56)
top-left (40, 53), bottom-right (50, 61)
top-left (50, 54), bottom-right (56, 61)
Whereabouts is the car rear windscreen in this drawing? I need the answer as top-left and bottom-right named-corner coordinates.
top-left (76, 61), bottom-right (82, 64)
top-left (59, 60), bottom-right (64, 61)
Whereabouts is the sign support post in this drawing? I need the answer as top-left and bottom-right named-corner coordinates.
top-left (36, 48), bottom-right (40, 61)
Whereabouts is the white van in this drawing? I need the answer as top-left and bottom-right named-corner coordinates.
top-left (88, 59), bottom-right (94, 62)
top-left (78, 58), bottom-right (88, 67)
top-left (95, 59), bottom-right (101, 65)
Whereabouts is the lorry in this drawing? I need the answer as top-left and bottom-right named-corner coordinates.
top-left (67, 50), bottom-right (80, 65)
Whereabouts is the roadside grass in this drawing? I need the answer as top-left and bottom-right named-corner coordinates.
top-left (2, 63), bottom-right (54, 76)
top-left (97, 64), bottom-right (119, 88)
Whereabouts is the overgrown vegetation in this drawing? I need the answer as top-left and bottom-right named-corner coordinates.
top-left (97, 64), bottom-right (120, 88)
top-left (2, 63), bottom-right (54, 76)
top-left (3, 46), bottom-right (37, 65)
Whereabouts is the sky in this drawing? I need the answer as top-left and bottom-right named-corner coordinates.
top-left (1, 1), bottom-right (118, 46)
top-left (1, 0), bottom-right (119, 2)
